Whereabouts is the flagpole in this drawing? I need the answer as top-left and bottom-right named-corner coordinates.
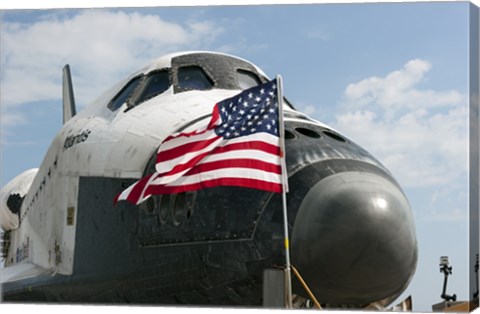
top-left (276, 75), bottom-right (293, 308)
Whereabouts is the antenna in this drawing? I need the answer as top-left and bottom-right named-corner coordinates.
top-left (439, 256), bottom-right (457, 302)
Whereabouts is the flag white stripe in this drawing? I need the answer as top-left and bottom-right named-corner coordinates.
top-left (198, 150), bottom-right (281, 166)
top-left (116, 179), bottom-right (139, 202)
top-left (156, 132), bottom-right (280, 174)
top-left (159, 131), bottom-right (280, 157)
top-left (158, 126), bottom-right (218, 152)
top-left (215, 132), bottom-right (280, 147)
top-left (155, 134), bottom-right (222, 175)
top-left (154, 168), bottom-right (282, 187)
top-left (151, 150), bottom-right (280, 186)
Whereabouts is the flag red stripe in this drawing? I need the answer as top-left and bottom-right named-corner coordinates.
top-left (212, 141), bottom-right (281, 157)
top-left (156, 140), bottom-right (281, 178)
top-left (114, 173), bottom-right (154, 205)
top-left (207, 105), bottom-right (221, 129)
top-left (158, 134), bottom-right (280, 165)
top-left (158, 149), bottom-right (214, 177)
top-left (145, 177), bottom-right (282, 195)
top-left (184, 158), bottom-right (281, 176)
top-left (157, 134), bottom-right (221, 163)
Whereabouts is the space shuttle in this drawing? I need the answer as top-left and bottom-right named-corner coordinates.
top-left (1, 51), bottom-right (417, 308)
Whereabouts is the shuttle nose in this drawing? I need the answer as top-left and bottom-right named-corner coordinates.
top-left (290, 171), bottom-right (417, 306)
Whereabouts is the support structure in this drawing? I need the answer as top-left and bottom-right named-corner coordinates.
top-left (439, 256), bottom-right (457, 302)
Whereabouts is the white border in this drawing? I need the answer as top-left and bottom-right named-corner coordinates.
top-left (1, 0), bottom-right (478, 10)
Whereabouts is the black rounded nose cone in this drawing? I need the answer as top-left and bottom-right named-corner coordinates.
top-left (291, 171), bottom-right (417, 306)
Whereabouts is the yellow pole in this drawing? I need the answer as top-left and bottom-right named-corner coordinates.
top-left (291, 265), bottom-right (322, 310)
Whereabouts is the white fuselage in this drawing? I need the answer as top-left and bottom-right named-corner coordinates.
top-left (2, 52), bottom-right (323, 275)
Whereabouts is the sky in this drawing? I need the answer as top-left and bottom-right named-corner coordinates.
top-left (0, 1), bottom-right (478, 312)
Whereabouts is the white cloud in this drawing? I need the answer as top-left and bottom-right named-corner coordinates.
top-left (0, 9), bottom-right (223, 111)
top-left (332, 59), bottom-right (468, 188)
top-left (0, 111), bottom-right (27, 127)
top-left (426, 184), bottom-right (468, 221)
top-left (428, 207), bottom-right (468, 222)
top-left (342, 59), bottom-right (464, 120)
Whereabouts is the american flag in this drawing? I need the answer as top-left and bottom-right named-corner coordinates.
top-left (115, 78), bottom-right (284, 205)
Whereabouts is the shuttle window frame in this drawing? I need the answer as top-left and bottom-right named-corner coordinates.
top-left (177, 66), bottom-right (214, 92)
top-left (133, 69), bottom-right (171, 106)
top-left (237, 69), bottom-right (261, 90)
top-left (107, 75), bottom-right (143, 111)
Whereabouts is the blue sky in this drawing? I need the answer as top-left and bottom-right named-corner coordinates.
top-left (0, 1), bottom-right (477, 311)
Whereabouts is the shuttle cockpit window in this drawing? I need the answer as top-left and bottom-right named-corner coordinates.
top-left (134, 70), bottom-right (170, 105)
top-left (237, 69), bottom-right (261, 89)
top-left (108, 76), bottom-right (143, 111)
top-left (177, 66), bottom-right (214, 91)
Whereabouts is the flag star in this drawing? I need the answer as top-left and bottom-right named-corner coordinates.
top-left (248, 92), bottom-right (253, 99)
top-left (230, 125), bottom-right (236, 130)
top-left (251, 128), bottom-right (256, 133)
top-left (255, 97), bottom-right (261, 102)
top-left (234, 132), bottom-right (240, 136)
top-left (221, 107), bottom-right (226, 113)
top-left (260, 88), bottom-right (265, 94)
top-left (226, 132), bottom-right (231, 137)
top-left (247, 121), bottom-right (253, 126)
top-left (243, 101), bottom-right (249, 107)
top-left (239, 109), bottom-right (245, 115)
top-left (269, 108), bottom-right (275, 113)
top-left (232, 106), bottom-right (237, 112)
top-left (266, 124), bottom-right (272, 130)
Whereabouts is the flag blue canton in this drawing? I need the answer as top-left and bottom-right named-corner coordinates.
top-left (214, 79), bottom-right (279, 139)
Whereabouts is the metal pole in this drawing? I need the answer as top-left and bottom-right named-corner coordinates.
top-left (276, 75), bottom-right (292, 308)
